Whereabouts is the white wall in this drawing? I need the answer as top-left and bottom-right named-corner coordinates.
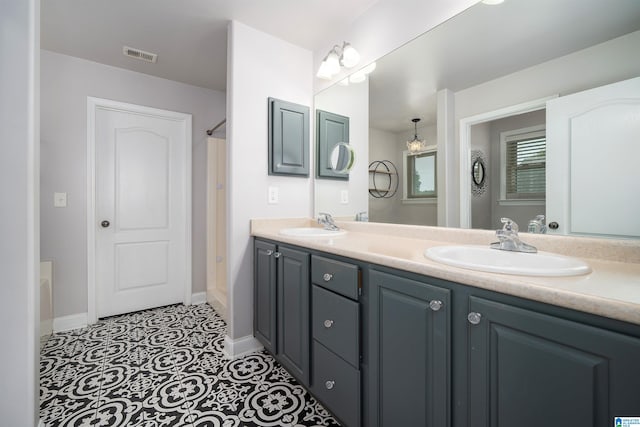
top-left (313, 0), bottom-right (478, 92)
top-left (226, 21), bottom-right (313, 344)
top-left (40, 50), bottom-right (225, 318)
top-left (0, 0), bottom-right (40, 424)
top-left (314, 80), bottom-right (369, 219)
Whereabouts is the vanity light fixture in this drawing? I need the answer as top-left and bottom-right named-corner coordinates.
top-left (406, 118), bottom-right (428, 153)
top-left (316, 42), bottom-right (361, 80)
top-left (481, 0), bottom-right (505, 5)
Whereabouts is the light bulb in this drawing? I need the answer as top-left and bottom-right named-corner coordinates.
top-left (362, 62), bottom-right (377, 75)
top-left (325, 50), bottom-right (341, 76)
top-left (316, 60), bottom-right (333, 80)
top-left (349, 71), bottom-right (366, 84)
top-left (341, 43), bottom-right (360, 68)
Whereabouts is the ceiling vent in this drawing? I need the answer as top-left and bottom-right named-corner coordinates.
top-left (122, 46), bottom-right (157, 63)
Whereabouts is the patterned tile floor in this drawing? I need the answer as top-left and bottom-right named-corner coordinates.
top-left (40, 303), bottom-right (341, 427)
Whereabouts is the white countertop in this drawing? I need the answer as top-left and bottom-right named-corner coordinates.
top-left (251, 218), bottom-right (640, 326)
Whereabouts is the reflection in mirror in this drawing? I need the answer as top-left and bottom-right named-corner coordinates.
top-left (330, 143), bottom-right (356, 174)
top-left (472, 158), bottom-right (485, 187)
top-left (313, 0), bottom-right (640, 238)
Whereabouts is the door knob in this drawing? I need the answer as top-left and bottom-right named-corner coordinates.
top-left (467, 312), bottom-right (482, 325)
top-left (429, 300), bottom-right (443, 311)
top-left (101, 220), bottom-right (110, 228)
top-left (323, 273), bottom-right (333, 282)
top-left (548, 221), bottom-right (559, 230)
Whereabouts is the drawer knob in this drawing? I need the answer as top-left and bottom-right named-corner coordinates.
top-left (325, 380), bottom-right (335, 390)
top-left (467, 312), bottom-right (482, 325)
top-left (323, 319), bottom-right (334, 328)
top-left (429, 300), bottom-right (443, 311)
top-left (323, 273), bottom-right (333, 282)
top-left (266, 250), bottom-right (273, 256)
top-left (273, 252), bottom-right (281, 258)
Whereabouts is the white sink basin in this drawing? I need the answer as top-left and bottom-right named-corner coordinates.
top-left (279, 227), bottom-right (347, 238)
top-left (425, 245), bottom-right (591, 277)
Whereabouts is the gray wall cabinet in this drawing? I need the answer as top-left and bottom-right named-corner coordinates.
top-left (316, 109), bottom-right (350, 180)
top-left (254, 240), bottom-right (310, 386)
top-left (254, 238), bottom-right (640, 427)
top-left (268, 97), bottom-right (310, 176)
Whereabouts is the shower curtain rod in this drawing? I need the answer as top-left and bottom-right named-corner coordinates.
top-left (206, 118), bottom-right (226, 136)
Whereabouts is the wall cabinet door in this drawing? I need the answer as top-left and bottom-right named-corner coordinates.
top-left (368, 270), bottom-right (451, 427)
top-left (277, 245), bottom-right (311, 386)
top-left (467, 296), bottom-right (640, 427)
top-left (254, 240), bottom-right (277, 354)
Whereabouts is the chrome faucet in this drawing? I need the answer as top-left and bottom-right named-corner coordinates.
top-left (317, 212), bottom-right (339, 231)
top-left (490, 218), bottom-right (537, 253)
top-left (527, 215), bottom-right (547, 234)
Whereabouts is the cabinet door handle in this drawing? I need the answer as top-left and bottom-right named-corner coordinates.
top-left (429, 300), bottom-right (443, 311)
top-left (325, 380), bottom-right (335, 390)
top-left (266, 250), bottom-right (273, 256)
top-left (323, 273), bottom-right (333, 282)
top-left (273, 252), bottom-right (281, 258)
top-left (467, 312), bottom-right (482, 325)
top-left (323, 319), bottom-right (334, 328)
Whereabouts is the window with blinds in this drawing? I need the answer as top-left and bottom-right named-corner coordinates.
top-left (503, 129), bottom-right (546, 200)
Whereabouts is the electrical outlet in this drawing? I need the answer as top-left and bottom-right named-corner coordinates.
top-left (268, 186), bottom-right (279, 204)
top-left (340, 190), bottom-right (349, 204)
top-left (54, 192), bottom-right (67, 208)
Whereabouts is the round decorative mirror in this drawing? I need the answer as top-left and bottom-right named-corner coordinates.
top-left (472, 158), bottom-right (485, 187)
top-left (330, 142), bottom-right (356, 174)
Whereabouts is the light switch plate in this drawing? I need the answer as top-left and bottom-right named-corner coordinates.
top-left (54, 192), bottom-right (67, 208)
top-left (340, 190), bottom-right (349, 204)
top-left (268, 186), bottom-right (279, 204)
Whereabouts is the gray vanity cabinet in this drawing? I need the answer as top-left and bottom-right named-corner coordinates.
top-left (254, 240), bottom-right (310, 386)
top-left (254, 240), bottom-right (277, 354)
top-left (255, 238), bottom-right (640, 427)
top-left (310, 255), bottom-right (361, 427)
top-left (467, 296), bottom-right (640, 427)
top-left (368, 269), bottom-right (451, 427)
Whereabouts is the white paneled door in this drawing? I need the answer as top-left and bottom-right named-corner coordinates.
top-left (546, 77), bottom-right (640, 239)
top-left (90, 98), bottom-right (192, 319)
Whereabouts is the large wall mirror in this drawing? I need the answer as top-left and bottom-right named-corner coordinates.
top-left (313, 0), bottom-right (640, 239)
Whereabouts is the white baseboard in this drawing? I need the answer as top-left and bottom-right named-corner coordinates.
top-left (222, 334), bottom-right (263, 359)
top-left (53, 312), bottom-right (88, 332)
top-left (191, 292), bottom-right (207, 305)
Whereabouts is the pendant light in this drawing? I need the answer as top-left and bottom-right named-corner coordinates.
top-left (406, 118), bottom-right (427, 153)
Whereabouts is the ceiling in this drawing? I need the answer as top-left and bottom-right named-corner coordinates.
top-left (41, 0), bottom-right (379, 92)
top-left (366, 0), bottom-right (640, 133)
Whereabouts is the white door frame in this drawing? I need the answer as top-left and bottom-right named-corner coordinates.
top-left (458, 96), bottom-right (556, 229)
top-left (86, 97), bottom-right (192, 324)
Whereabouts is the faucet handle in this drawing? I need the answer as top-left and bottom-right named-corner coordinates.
top-left (500, 217), bottom-right (518, 233)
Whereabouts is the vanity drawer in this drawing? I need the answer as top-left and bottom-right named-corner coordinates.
top-left (312, 285), bottom-right (359, 367)
top-left (311, 255), bottom-right (359, 300)
top-left (312, 341), bottom-right (360, 427)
